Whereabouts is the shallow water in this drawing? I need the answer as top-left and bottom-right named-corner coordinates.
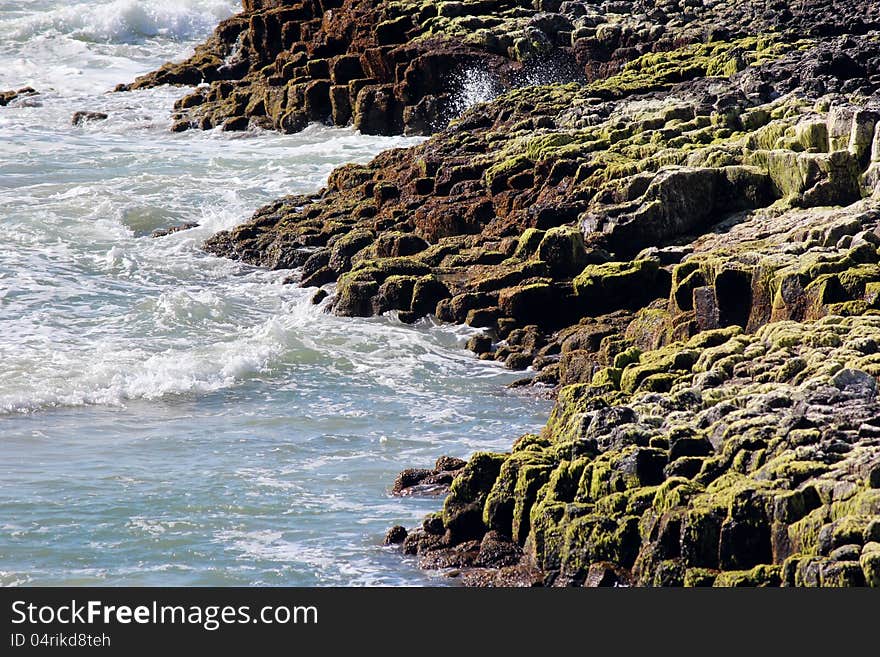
top-left (0, 0), bottom-right (551, 585)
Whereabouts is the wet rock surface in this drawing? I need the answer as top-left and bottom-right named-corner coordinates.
top-left (392, 456), bottom-right (467, 496)
top-left (0, 87), bottom-right (38, 106)
top-left (71, 111), bottom-right (109, 126)
top-left (150, 222), bottom-right (200, 238)
top-left (134, 1), bottom-right (880, 586)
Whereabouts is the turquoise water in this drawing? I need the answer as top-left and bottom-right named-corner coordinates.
top-left (0, 0), bottom-right (550, 585)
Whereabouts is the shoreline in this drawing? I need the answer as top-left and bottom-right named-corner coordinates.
top-left (118, 0), bottom-right (880, 586)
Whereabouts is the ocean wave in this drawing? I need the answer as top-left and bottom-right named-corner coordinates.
top-left (0, 284), bottom-right (512, 416)
top-left (0, 318), bottom-right (284, 414)
top-left (5, 0), bottom-right (238, 44)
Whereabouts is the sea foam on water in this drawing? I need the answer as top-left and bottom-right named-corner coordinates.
top-left (4, 0), bottom-right (238, 43)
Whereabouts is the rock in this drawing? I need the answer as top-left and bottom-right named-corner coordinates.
top-left (505, 351), bottom-right (533, 370)
top-left (536, 225), bottom-right (589, 276)
top-left (423, 513), bottom-right (445, 535)
top-left (334, 279), bottom-right (378, 316)
top-left (573, 259), bottom-right (669, 313)
top-left (301, 266), bottom-right (336, 288)
top-left (328, 229), bottom-right (374, 273)
top-left (375, 16), bottom-right (414, 46)
top-left (418, 540), bottom-right (481, 569)
top-left (150, 222), bottom-right (199, 238)
top-left (831, 368), bottom-right (877, 399)
top-left (391, 459), bottom-right (462, 497)
top-left (820, 560), bottom-right (866, 587)
top-left (411, 276), bottom-right (450, 316)
top-left (222, 115), bottom-right (250, 131)
top-left (583, 166), bottom-right (775, 256)
top-left (583, 562), bottom-right (629, 587)
top-left (373, 276), bottom-right (416, 314)
top-left (304, 80), bottom-right (332, 122)
top-left (870, 467), bottom-right (880, 489)
top-left (384, 525), bottom-right (407, 545)
top-left (498, 283), bottom-right (566, 326)
top-left (0, 87), bottom-right (37, 106)
top-left (279, 111), bottom-right (308, 134)
top-left (401, 530), bottom-right (423, 555)
top-left (713, 564), bottom-right (782, 587)
top-left (331, 55), bottom-right (364, 85)
top-left (466, 333), bottom-right (493, 354)
top-left (354, 85), bottom-right (402, 136)
top-left (861, 543), bottom-right (880, 587)
top-left (466, 307), bottom-right (499, 327)
top-left (374, 233), bottom-right (429, 258)
top-left (443, 502), bottom-right (486, 544)
top-left (584, 406), bottom-right (638, 439)
top-left (300, 249), bottom-right (331, 279)
top-left (71, 111), bottom-right (109, 125)
top-left (475, 531), bottom-right (523, 567)
top-left (830, 544), bottom-right (862, 561)
top-left (435, 456), bottom-right (467, 472)
top-left (392, 468), bottom-right (435, 495)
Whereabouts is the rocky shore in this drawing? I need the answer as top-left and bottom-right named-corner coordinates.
top-left (123, 0), bottom-right (880, 586)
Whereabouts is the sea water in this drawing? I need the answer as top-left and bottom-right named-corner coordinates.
top-left (0, 0), bottom-right (550, 585)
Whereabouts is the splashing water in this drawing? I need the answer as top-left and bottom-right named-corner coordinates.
top-left (447, 68), bottom-right (504, 119)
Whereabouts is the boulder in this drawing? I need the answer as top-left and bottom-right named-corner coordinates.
top-left (71, 111), bottom-right (108, 125)
top-left (581, 166), bottom-right (775, 256)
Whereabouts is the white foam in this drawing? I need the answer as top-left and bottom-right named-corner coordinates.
top-left (0, 0), bottom-right (238, 94)
top-left (0, 307), bottom-right (287, 413)
top-left (4, 0), bottom-right (238, 44)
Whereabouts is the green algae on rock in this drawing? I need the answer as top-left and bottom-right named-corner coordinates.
top-left (402, 315), bottom-right (880, 586)
top-left (203, 38), bottom-right (880, 380)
